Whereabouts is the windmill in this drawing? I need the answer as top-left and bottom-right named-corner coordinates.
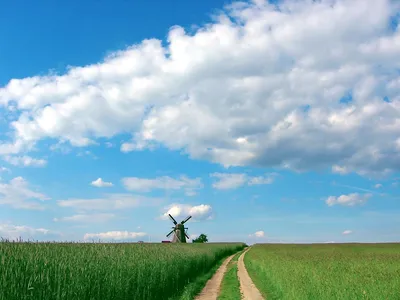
top-left (166, 214), bottom-right (192, 243)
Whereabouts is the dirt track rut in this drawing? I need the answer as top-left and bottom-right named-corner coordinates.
top-left (237, 248), bottom-right (265, 300)
top-left (195, 254), bottom-right (235, 300)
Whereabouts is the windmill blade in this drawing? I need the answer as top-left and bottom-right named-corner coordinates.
top-left (181, 216), bottom-right (192, 224)
top-left (168, 214), bottom-right (178, 225)
top-left (185, 232), bottom-right (189, 239)
top-left (166, 229), bottom-right (174, 237)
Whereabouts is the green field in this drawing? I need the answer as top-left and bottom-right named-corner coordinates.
top-left (0, 241), bottom-right (245, 300)
top-left (245, 243), bottom-right (400, 300)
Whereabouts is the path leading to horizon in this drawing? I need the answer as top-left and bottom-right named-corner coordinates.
top-left (195, 254), bottom-right (235, 300)
top-left (195, 247), bottom-right (265, 300)
top-left (237, 248), bottom-right (265, 300)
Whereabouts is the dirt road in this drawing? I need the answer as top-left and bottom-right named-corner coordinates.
top-left (195, 254), bottom-right (235, 300)
top-left (237, 248), bottom-right (265, 300)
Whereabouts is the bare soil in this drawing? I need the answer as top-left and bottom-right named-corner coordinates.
top-left (237, 248), bottom-right (265, 299)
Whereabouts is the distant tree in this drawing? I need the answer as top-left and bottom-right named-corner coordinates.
top-left (192, 233), bottom-right (208, 243)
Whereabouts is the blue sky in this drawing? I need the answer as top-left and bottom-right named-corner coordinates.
top-left (0, 0), bottom-right (399, 244)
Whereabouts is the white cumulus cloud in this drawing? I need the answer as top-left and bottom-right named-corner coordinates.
top-left (342, 230), bottom-right (353, 235)
top-left (0, 0), bottom-right (399, 176)
top-left (162, 203), bottom-right (213, 221)
top-left (91, 178), bottom-right (114, 188)
top-left (249, 230), bottom-right (265, 238)
top-left (326, 193), bottom-right (371, 206)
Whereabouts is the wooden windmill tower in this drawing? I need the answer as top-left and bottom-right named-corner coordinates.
top-left (166, 214), bottom-right (192, 243)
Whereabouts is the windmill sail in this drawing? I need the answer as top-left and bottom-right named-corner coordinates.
top-left (168, 214), bottom-right (178, 225)
top-left (181, 216), bottom-right (192, 224)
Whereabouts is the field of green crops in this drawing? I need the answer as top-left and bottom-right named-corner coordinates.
top-left (245, 243), bottom-right (400, 300)
top-left (0, 241), bottom-right (246, 300)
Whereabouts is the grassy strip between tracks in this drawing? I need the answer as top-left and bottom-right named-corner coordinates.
top-left (217, 249), bottom-right (244, 300)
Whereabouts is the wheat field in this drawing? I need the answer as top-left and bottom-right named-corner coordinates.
top-left (0, 241), bottom-right (246, 300)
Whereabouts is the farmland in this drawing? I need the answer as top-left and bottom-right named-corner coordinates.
top-left (245, 243), bottom-right (400, 300)
top-left (0, 241), bottom-right (246, 300)
top-left (3, 241), bottom-right (400, 300)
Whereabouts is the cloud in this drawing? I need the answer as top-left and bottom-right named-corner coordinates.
top-left (249, 230), bottom-right (265, 238)
top-left (210, 173), bottom-right (275, 189)
top-left (57, 193), bottom-right (161, 211)
top-left (0, 223), bottom-right (50, 240)
top-left (374, 183), bottom-right (383, 188)
top-left (53, 213), bottom-right (116, 223)
top-left (49, 142), bottom-right (72, 154)
top-left (84, 231), bottom-right (147, 241)
top-left (332, 165), bottom-right (350, 175)
top-left (247, 175), bottom-right (275, 185)
top-left (90, 178), bottom-right (114, 188)
top-left (210, 173), bottom-right (247, 189)
top-left (342, 230), bottom-right (353, 235)
top-left (326, 193), bottom-right (371, 206)
top-left (161, 203), bottom-right (213, 221)
top-left (122, 175), bottom-right (203, 196)
top-left (0, 166), bottom-right (9, 172)
top-left (3, 155), bottom-right (47, 167)
top-left (121, 142), bottom-right (138, 152)
top-left (0, 0), bottom-right (400, 176)
top-left (0, 177), bottom-right (50, 210)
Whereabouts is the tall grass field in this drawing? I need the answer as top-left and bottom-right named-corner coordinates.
top-left (245, 243), bottom-right (400, 300)
top-left (0, 241), bottom-right (246, 300)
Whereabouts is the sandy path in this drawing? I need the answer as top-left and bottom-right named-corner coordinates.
top-left (237, 248), bottom-right (265, 300)
top-left (195, 254), bottom-right (235, 300)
